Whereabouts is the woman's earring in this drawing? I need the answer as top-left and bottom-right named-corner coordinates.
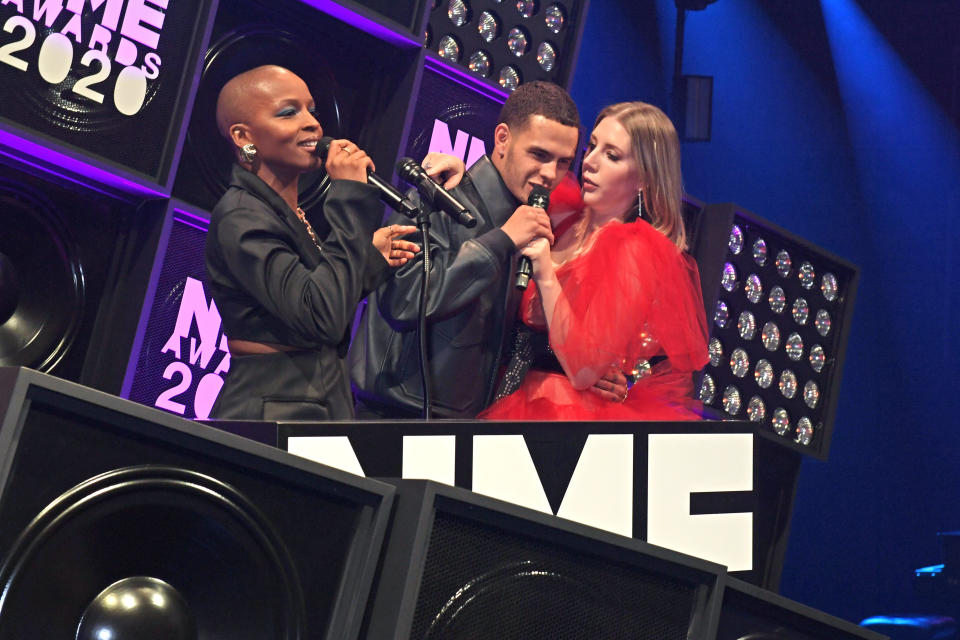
top-left (637, 189), bottom-right (644, 219)
top-left (240, 143), bottom-right (257, 164)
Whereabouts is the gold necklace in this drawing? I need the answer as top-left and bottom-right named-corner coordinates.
top-left (295, 206), bottom-right (322, 250)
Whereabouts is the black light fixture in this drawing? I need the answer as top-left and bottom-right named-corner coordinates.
top-left (426, 0), bottom-right (589, 91)
top-left (672, 0), bottom-right (720, 140)
top-left (698, 204), bottom-right (859, 460)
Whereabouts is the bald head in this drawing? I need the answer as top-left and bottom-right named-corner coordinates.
top-left (215, 65), bottom-right (300, 139)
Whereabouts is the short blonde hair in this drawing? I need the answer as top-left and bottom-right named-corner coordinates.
top-left (594, 102), bottom-right (687, 250)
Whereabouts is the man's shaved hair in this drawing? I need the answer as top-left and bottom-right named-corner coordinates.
top-left (215, 65), bottom-right (294, 138)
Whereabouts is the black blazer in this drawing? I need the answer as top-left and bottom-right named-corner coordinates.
top-left (205, 165), bottom-right (388, 420)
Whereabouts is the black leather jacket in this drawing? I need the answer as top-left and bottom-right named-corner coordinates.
top-left (349, 156), bottom-right (522, 418)
top-left (206, 165), bottom-right (388, 420)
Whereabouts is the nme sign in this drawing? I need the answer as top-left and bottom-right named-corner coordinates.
top-left (154, 276), bottom-right (230, 419)
top-left (0, 0), bottom-right (168, 116)
top-left (428, 119), bottom-right (487, 168)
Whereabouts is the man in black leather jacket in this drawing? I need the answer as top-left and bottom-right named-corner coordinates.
top-left (350, 82), bottom-right (581, 418)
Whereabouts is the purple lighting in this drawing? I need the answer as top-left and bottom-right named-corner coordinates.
top-left (0, 125), bottom-right (169, 198)
top-left (295, 0), bottom-right (422, 48)
top-left (425, 54), bottom-right (509, 104)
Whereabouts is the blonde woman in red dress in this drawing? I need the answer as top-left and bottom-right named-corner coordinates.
top-left (481, 102), bottom-right (709, 420)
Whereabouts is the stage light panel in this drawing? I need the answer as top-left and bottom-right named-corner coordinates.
top-left (426, 0), bottom-right (588, 90)
top-left (699, 206), bottom-right (859, 459)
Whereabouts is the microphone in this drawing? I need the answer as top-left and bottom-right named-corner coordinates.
top-left (316, 137), bottom-right (418, 218)
top-left (395, 157), bottom-right (477, 228)
top-left (515, 185), bottom-right (550, 290)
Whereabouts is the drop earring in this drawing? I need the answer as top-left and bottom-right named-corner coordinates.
top-left (637, 189), bottom-right (644, 220)
top-left (240, 143), bottom-right (257, 164)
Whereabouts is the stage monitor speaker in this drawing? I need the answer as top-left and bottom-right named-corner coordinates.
top-left (362, 479), bottom-right (724, 640)
top-left (0, 159), bottom-right (166, 392)
top-left (0, 367), bottom-right (394, 639)
top-left (0, 0), bottom-right (216, 185)
top-left (716, 576), bottom-right (889, 640)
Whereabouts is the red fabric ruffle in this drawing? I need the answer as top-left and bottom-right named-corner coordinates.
top-left (482, 218), bottom-right (709, 421)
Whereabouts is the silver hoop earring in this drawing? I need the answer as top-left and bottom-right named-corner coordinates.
top-left (240, 143), bottom-right (257, 164)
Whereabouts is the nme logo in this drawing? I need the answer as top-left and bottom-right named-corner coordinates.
top-left (154, 276), bottom-right (230, 419)
top-left (428, 119), bottom-right (487, 168)
top-left (0, 0), bottom-right (169, 116)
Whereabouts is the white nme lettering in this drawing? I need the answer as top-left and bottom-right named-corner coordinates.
top-left (0, 0), bottom-right (168, 116)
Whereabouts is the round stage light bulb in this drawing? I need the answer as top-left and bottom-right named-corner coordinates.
top-left (714, 300), bottom-right (729, 328)
top-left (776, 249), bottom-right (792, 278)
top-left (821, 272), bottom-right (839, 302)
top-left (723, 385), bottom-right (742, 415)
top-left (536, 41), bottom-right (557, 71)
top-left (753, 237), bottom-right (768, 266)
top-left (721, 262), bottom-right (737, 292)
top-left (772, 407), bottom-right (790, 436)
top-left (785, 332), bottom-right (804, 361)
top-left (437, 35), bottom-right (462, 62)
top-left (768, 286), bottom-right (786, 314)
top-left (754, 359), bottom-right (774, 389)
top-left (803, 380), bottom-right (820, 409)
top-left (700, 374), bottom-right (717, 404)
top-left (747, 396), bottom-right (766, 423)
top-left (795, 417), bottom-right (814, 446)
top-left (478, 10), bottom-right (500, 42)
top-left (815, 309), bottom-right (832, 336)
top-left (792, 297), bottom-right (809, 325)
top-left (516, 0), bottom-right (537, 18)
top-left (799, 261), bottom-right (815, 289)
top-left (730, 348), bottom-right (750, 378)
top-left (809, 344), bottom-right (826, 372)
top-left (729, 224), bottom-right (744, 254)
top-left (468, 50), bottom-right (492, 76)
top-left (448, 0), bottom-right (471, 26)
top-left (779, 369), bottom-right (798, 399)
top-left (507, 26), bottom-right (530, 56)
top-left (545, 3), bottom-right (566, 33)
top-left (745, 274), bottom-right (762, 304)
top-left (708, 337), bottom-right (723, 367)
top-left (761, 321), bottom-right (781, 351)
top-left (498, 65), bottom-right (521, 91)
top-left (738, 311), bottom-right (757, 340)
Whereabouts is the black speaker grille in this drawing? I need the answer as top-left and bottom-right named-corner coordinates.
top-left (409, 509), bottom-right (701, 640)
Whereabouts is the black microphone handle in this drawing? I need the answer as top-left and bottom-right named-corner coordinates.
top-left (515, 185), bottom-right (550, 290)
top-left (366, 171), bottom-right (419, 218)
top-left (515, 256), bottom-right (533, 289)
top-left (396, 158), bottom-right (477, 228)
top-left (316, 137), bottom-right (417, 218)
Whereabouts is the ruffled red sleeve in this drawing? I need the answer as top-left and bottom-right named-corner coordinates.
top-left (527, 220), bottom-right (708, 390)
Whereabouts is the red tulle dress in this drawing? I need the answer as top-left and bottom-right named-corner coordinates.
top-left (480, 190), bottom-right (709, 421)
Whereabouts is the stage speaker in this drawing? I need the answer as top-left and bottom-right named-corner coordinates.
top-left (716, 576), bottom-right (889, 640)
top-left (121, 201), bottom-right (224, 420)
top-left (0, 0), bottom-right (216, 186)
top-left (403, 55), bottom-right (506, 168)
top-left (172, 0), bottom-right (421, 214)
top-left (362, 479), bottom-right (724, 640)
top-left (0, 367), bottom-right (394, 639)
top-left (0, 159), bottom-right (167, 392)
